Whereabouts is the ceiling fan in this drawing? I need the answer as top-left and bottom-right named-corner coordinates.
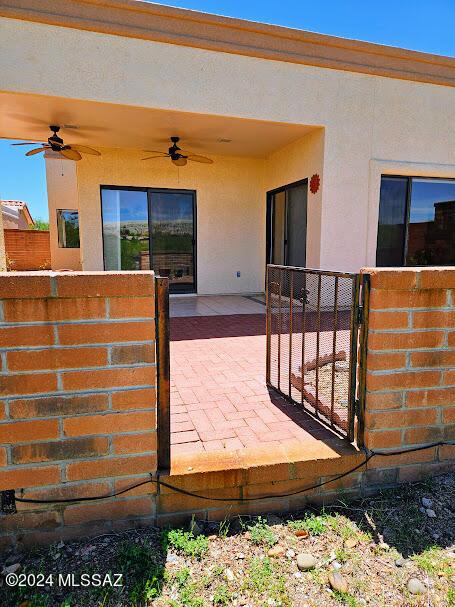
top-left (143, 136), bottom-right (213, 166)
top-left (12, 125), bottom-right (101, 161)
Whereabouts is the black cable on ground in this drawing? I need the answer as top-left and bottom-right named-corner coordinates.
top-left (14, 440), bottom-right (455, 506)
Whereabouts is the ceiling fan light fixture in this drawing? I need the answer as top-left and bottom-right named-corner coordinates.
top-left (143, 137), bottom-right (213, 166)
top-left (13, 125), bottom-right (100, 161)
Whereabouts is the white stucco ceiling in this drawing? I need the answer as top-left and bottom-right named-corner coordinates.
top-left (0, 92), bottom-right (315, 158)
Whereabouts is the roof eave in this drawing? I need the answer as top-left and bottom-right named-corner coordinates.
top-left (1, 0), bottom-right (454, 87)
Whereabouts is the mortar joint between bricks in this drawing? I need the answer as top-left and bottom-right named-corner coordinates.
top-left (407, 310), bottom-right (412, 328)
top-left (5, 444), bottom-right (12, 466)
top-left (57, 373), bottom-right (63, 391)
top-left (405, 352), bottom-right (411, 369)
top-left (105, 298), bottom-right (110, 319)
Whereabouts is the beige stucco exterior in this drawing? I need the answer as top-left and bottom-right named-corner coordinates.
top-left (44, 155), bottom-right (82, 271)
top-left (1, 11), bottom-right (454, 290)
top-left (61, 127), bottom-right (323, 294)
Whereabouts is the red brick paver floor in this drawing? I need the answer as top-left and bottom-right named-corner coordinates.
top-left (170, 311), bottom-right (343, 456)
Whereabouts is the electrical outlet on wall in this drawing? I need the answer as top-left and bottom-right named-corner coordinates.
top-left (236, 271), bottom-right (241, 278)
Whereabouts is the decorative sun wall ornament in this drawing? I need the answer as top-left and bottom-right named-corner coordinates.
top-left (310, 174), bottom-right (320, 194)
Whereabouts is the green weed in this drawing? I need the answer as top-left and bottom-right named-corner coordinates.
top-left (218, 517), bottom-right (231, 538)
top-left (243, 557), bottom-right (291, 606)
top-left (412, 546), bottom-right (452, 576)
top-left (245, 557), bottom-right (274, 593)
top-left (288, 513), bottom-right (328, 536)
top-left (213, 583), bottom-right (233, 605)
top-left (248, 516), bottom-right (278, 546)
top-left (173, 567), bottom-right (205, 607)
top-left (333, 590), bottom-right (363, 607)
top-left (334, 547), bottom-right (349, 563)
top-left (164, 528), bottom-right (209, 559)
top-left (117, 542), bottom-right (163, 606)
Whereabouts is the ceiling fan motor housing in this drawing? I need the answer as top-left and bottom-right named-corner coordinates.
top-left (169, 136), bottom-right (182, 159)
top-left (48, 125), bottom-right (63, 149)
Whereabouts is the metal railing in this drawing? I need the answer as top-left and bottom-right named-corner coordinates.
top-left (266, 265), bottom-right (363, 441)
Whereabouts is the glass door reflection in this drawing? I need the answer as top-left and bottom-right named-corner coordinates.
top-left (101, 188), bottom-right (150, 271)
top-left (149, 190), bottom-right (196, 293)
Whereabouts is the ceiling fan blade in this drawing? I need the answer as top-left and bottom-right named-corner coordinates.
top-left (142, 155), bottom-right (169, 160)
top-left (187, 154), bottom-right (214, 164)
top-left (68, 144), bottom-right (101, 156)
top-left (143, 150), bottom-right (168, 155)
top-left (25, 146), bottom-right (48, 156)
top-left (172, 157), bottom-right (187, 166)
top-left (12, 141), bottom-right (43, 146)
top-left (60, 148), bottom-right (82, 161)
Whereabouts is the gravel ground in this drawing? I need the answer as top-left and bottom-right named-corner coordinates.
top-left (303, 364), bottom-right (350, 408)
top-left (0, 472), bottom-right (454, 607)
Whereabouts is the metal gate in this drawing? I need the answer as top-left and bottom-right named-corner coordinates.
top-left (266, 265), bottom-right (368, 443)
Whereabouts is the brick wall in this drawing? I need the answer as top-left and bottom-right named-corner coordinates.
top-left (0, 272), bottom-right (157, 548)
top-left (363, 267), bottom-right (455, 483)
top-left (4, 229), bottom-right (51, 271)
top-left (0, 267), bottom-right (453, 547)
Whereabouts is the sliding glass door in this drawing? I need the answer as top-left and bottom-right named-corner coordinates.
top-left (148, 190), bottom-right (195, 292)
top-left (101, 186), bottom-right (196, 293)
top-left (267, 180), bottom-right (308, 267)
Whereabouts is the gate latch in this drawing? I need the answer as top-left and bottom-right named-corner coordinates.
top-left (356, 306), bottom-right (364, 325)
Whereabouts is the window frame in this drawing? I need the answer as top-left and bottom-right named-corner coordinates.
top-left (376, 174), bottom-right (455, 267)
top-left (56, 209), bottom-right (80, 249)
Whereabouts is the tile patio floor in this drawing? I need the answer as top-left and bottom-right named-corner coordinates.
top-left (170, 295), bottom-right (345, 456)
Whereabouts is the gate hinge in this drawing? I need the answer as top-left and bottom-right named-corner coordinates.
top-left (356, 306), bottom-right (364, 325)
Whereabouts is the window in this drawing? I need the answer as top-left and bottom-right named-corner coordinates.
top-left (57, 210), bottom-right (80, 248)
top-left (376, 176), bottom-right (455, 266)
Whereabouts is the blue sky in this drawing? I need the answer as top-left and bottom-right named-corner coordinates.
top-left (1, 0), bottom-right (454, 221)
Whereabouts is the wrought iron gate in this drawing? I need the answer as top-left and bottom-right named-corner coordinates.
top-left (266, 265), bottom-right (368, 443)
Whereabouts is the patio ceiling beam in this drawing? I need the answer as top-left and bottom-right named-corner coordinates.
top-left (1, 0), bottom-right (455, 88)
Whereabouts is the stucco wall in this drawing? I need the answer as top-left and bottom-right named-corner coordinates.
top-left (45, 156), bottom-right (82, 271)
top-left (263, 129), bottom-right (325, 269)
top-left (75, 149), bottom-right (264, 294)
top-left (54, 128), bottom-right (323, 294)
top-left (2, 17), bottom-right (455, 274)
